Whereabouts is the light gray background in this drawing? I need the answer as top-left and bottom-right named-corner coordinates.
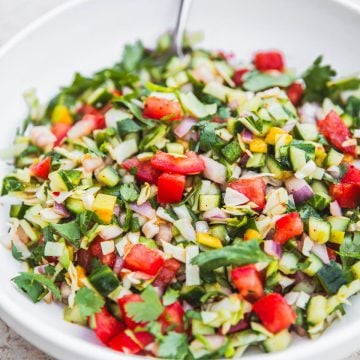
top-left (0, 0), bottom-right (359, 359)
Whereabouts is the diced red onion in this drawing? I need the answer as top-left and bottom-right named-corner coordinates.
top-left (54, 202), bottom-right (70, 217)
top-left (301, 234), bottom-right (314, 256)
top-left (227, 319), bottom-right (249, 334)
top-left (182, 301), bottom-right (193, 312)
top-left (242, 129), bottom-right (253, 144)
top-left (285, 177), bottom-right (314, 203)
top-left (35, 265), bottom-right (47, 275)
top-left (203, 207), bottom-right (227, 220)
top-left (60, 281), bottom-right (72, 299)
top-left (113, 255), bottom-right (124, 274)
top-left (155, 223), bottom-right (173, 244)
top-left (130, 201), bottom-right (155, 219)
top-left (264, 240), bottom-right (282, 259)
top-left (174, 118), bottom-right (197, 138)
top-left (327, 166), bottom-right (341, 178)
top-left (330, 201), bottom-right (342, 216)
top-left (282, 120), bottom-right (297, 133)
top-left (311, 243), bottom-right (330, 264)
top-left (265, 229), bottom-right (275, 240)
top-left (114, 204), bottom-right (120, 217)
top-left (239, 153), bottom-right (249, 166)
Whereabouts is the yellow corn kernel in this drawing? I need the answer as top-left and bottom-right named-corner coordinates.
top-left (93, 193), bottom-right (117, 223)
top-left (67, 245), bottom-right (74, 262)
top-left (244, 229), bottom-right (262, 241)
top-left (265, 127), bottom-right (286, 145)
top-left (196, 233), bottom-right (223, 248)
top-left (177, 139), bottom-right (189, 151)
top-left (249, 138), bottom-right (268, 153)
top-left (343, 154), bottom-right (353, 163)
top-left (51, 104), bottom-right (73, 125)
top-left (76, 265), bottom-right (86, 287)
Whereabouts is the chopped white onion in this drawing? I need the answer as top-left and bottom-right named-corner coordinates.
top-left (162, 241), bottom-right (186, 262)
top-left (285, 291), bottom-right (300, 305)
top-left (311, 243), bottom-right (330, 264)
top-left (330, 201), bottom-right (342, 216)
top-left (279, 275), bottom-right (295, 289)
top-left (196, 221), bottom-right (209, 233)
top-left (224, 187), bottom-right (249, 206)
top-left (101, 240), bottom-right (115, 255)
top-left (174, 218), bottom-right (196, 242)
top-left (173, 204), bottom-right (192, 220)
top-left (156, 207), bottom-right (175, 223)
top-left (186, 245), bottom-right (200, 286)
top-left (174, 117), bottom-right (197, 138)
top-left (203, 207), bottom-right (227, 220)
top-left (301, 235), bottom-right (314, 256)
top-left (200, 155), bottom-right (227, 184)
top-left (130, 201), bottom-right (156, 219)
top-left (99, 225), bottom-right (123, 240)
top-left (142, 220), bottom-right (160, 239)
top-left (44, 242), bottom-right (65, 257)
top-left (114, 139), bottom-right (138, 164)
top-left (296, 291), bottom-right (310, 309)
top-left (295, 160), bottom-right (317, 179)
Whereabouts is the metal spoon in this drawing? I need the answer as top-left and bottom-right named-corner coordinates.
top-left (172, 0), bottom-right (193, 57)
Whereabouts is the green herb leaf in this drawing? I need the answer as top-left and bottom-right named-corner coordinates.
top-left (163, 288), bottom-right (180, 306)
top-left (158, 332), bottom-right (189, 360)
top-left (243, 71), bottom-right (294, 92)
top-left (345, 96), bottom-right (360, 128)
top-left (75, 287), bottom-right (105, 319)
top-left (12, 272), bottom-right (61, 302)
top-left (339, 232), bottom-right (360, 259)
top-left (11, 243), bottom-right (24, 261)
top-left (1, 177), bottom-right (24, 196)
top-left (198, 122), bottom-right (226, 152)
top-left (78, 210), bottom-right (95, 234)
top-left (120, 183), bottom-right (139, 202)
top-left (192, 239), bottom-right (269, 272)
top-left (50, 220), bottom-right (81, 247)
top-left (125, 285), bottom-right (164, 322)
top-left (122, 40), bottom-right (144, 72)
top-left (114, 98), bottom-right (154, 127)
top-left (117, 118), bottom-right (142, 137)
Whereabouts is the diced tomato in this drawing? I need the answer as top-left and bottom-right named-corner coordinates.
top-left (318, 111), bottom-right (356, 155)
top-left (153, 258), bottom-right (181, 287)
top-left (118, 294), bottom-right (147, 329)
top-left (51, 123), bottom-right (72, 146)
top-left (108, 330), bottom-right (153, 354)
top-left (253, 293), bottom-right (296, 333)
top-left (327, 247), bottom-right (337, 261)
top-left (341, 165), bottom-right (360, 184)
top-left (253, 51), bottom-right (284, 72)
top-left (93, 307), bottom-right (124, 344)
top-left (231, 265), bottom-right (264, 300)
top-left (286, 82), bottom-right (303, 105)
top-left (76, 248), bottom-right (92, 272)
top-left (274, 212), bottom-right (304, 245)
top-left (330, 183), bottom-right (360, 209)
top-left (122, 157), bottom-right (161, 184)
top-left (151, 151), bottom-right (205, 175)
top-left (90, 236), bottom-right (116, 268)
top-left (232, 68), bottom-right (249, 87)
top-left (228, 178), bottom-right (266, 210)
top-left (30, 157), bottom-right (51, 179)
top-left (158, 301), bottom-right (185, 333)
top-left (123, 244), bottom-right (165, 276)
top-left (157, 173), bottom-right (186, 204)
top-left (143, 96), bottom-right (182, 121)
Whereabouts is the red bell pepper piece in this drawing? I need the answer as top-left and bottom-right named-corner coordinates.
top-left (318, 111), bottom-right (356, 155)
top-left (274, 212), bottom-right (304, 245)
top-left (253, 293), bottom-right (296, 333)
top-left (232, 68), bottom-right (249, 86)
top-left (89, 236), bottom-right (116, 268)
top-left (93, 307), bottom-right (124, 344)
top-left (330, 183), bottom-right (360, 209)
top-left (122, 157), bottom-right (161, 184)
top-left (228, 178), bottom-right (266, 210)
top-left (158, 301), bottom-right (185, 333)
top-left (151, 151), bottom-right (205, 175)
top-left (123, 244), bottom-right (165, 276)
top-left (231, 264), bottom-right (264, 300)
top-left (153, 258), bottom-right (181, 287)
top-left (30, 157), bottom-right (51, 179)
top-left (286, 82), bottom-right (304, 105)
top-left (108, 330), bottom-right (154, 354)
top-left (157, 173), bottom-right (186, 204)
top-left (118, 294), bottom-right (147, 329)
top-left (143, 96), bottom-right (182, 121)
top-left (51, 123), bottom-right (72, 146)
top-left (253, 51), bottom-right (284, 72)
top-left (341, 165), bottom-right (360, 184)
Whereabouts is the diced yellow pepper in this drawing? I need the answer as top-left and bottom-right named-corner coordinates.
top-left (196, 233), bottom-right (223, 248)
top-left (244, 229), bottom-right (262, 241)
top-left (93, 193), bottom-right (117, 223)
top-left (330, 230), bottom-right (345, 244)
top-left (51, 104), bottom-right (73, 125)
top-left (265, 127), bottom-right (285, 145)
top-left (76, 265), bottom-right (86, 287)
top-left (343, 154), bottom-right (354, 163)
top-left (351, 261), bottom-right (360, 279)
top-left (279, 134), bottom-right (293, 145)
top-left (67, 245), bottom-right (74, 262)
top-left (249, 138), bottom-right (268, 153)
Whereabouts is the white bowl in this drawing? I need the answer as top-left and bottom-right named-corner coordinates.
top-left (0, 0), bottom-right (360, 359)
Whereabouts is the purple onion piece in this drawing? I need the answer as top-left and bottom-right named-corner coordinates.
top-left (54, 202), bottom-right (70, 217)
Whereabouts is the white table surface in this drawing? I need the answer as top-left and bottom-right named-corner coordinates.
top-left (0, 0), bottom-right (359, 359)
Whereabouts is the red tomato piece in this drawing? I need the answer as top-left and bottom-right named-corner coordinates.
top-left (76, 248), bottom-right (92, 273)
top-left (330, 183), bottom-right (360, 209)
top-left (108, 330), bottom-right (153, 354)
top-left (157, 173), bottom-right (186, 204)
top-left (153, 258), bottom-right (181, 287)
top-left (118, 294), bottom-right (146, 329)
top-left (159, 301), bottom-right (185, 333)
top-left (253, 293), bottom-right (296, 333)
top-left (93, 307), bottom-right (124, 344)
top-left (151, 151), bottom-right (205, 175)
top-left (228, 178), bottom-right (266, 210)
top-left (123, 244), bottom-right (165, 276)
top-left (274, 212), bottom-right (304, 245)
top-left (90, 236), bottom-right (116, 268)
top-left (286, 82), bottom-right (304, 105)
top-left (143, 96), bottom-right (182, 121)
top-left (341, 165), bottom-right (360, 184)
top-left (231, 265), bottom-right (264, 300)
top-left (30, 157), bottom-right (51, 179)
top-left (232, 68), bottom-right (249, 86)
top-left (253, 51), bottom-right (284, 72)
top-left (318, 111), bottom-right (356, 155)
top-left (51, 123), bottom-right (72, 146)
top-left (327, 247), bottom-right (337, 261)
top-left (122, 157), bottom-right (161, 185)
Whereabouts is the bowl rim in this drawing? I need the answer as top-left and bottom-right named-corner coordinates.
top-left (1, 0), bottom-right (360, 359)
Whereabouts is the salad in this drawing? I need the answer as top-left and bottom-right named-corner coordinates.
top-left (1, 32), bottom-right (360, 359)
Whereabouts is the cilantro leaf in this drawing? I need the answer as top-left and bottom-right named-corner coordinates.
top-left (120, 183), bottom-right (139, 202)
top-left (163, 288), bottom-right (180, 306)
top-left (50, 220), bottom-right (81, 247)
top-left (75, 288), bottom-right (105, 319)
top-left (198, 122), bottom-right (226, 152)
top-left (114, 98), bottom-right (154, 127)
top-left (125, 285), bottom-right (164, 322)
top-left (78, 210), bottom-right (95, 234)
top-left (117, 118), bottom-right (142, 137)
top-left (243, 71), bottom-right (294, 92)
top-left (302, 56), bottom-right (336, 102)
top-left (158, 332), bottom-right (189, 360)
top-left (345, 96), bottom-right (360, 128)
top-left (122, 40), bottom-right (144, 72)
top-left (12, 272), bottom-right (61, 302)
top-left (339, 232), bottom-right (360, 259)
top-left (11, 243), bottom-right (24, 261)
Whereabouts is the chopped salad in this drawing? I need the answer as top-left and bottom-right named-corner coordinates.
top-left (2, 33), bottom-right (360, 358)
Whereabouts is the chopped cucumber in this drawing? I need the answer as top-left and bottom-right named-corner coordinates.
top-left (327, 216), bottom-right (350, 231)
top-left (303, 253), bottom-right (323, 276)
top-left (10, 203), bottom-right (29, 219)
top-left (64, 305), bottom-right (87, 326)
top-left (166, 142), bottom-right (184, 155)
top-left (324, 148), bottom-right (344, 167)
top-left (192, 319), bottom-right (215, 335)
top-left (266, 156), bottom-right (284, 179)
top-left (246, 153), bottom-right (265, 168)
top-left (294, 123), bottom-right (319, 141)
top-left (317, 261), bottom-right (346, 294)
top-left (88, 265), bottom-right (120, 296)
top-left (279, 252), bottom-right (299, 275)
top-left (199, 194), bottom-right (220, 211)
top-left (262, 330), bottom-right (292, 353)
top-left (289, 146), bottom-right (307, 172)
top-left (308, 216), bottom-right (331, 244)
top-left (221, 141), bottom-right (242, 163)
top-left (96, 166), bottom-right (120, 187)
top-left (351, 261), bottom-right (360, 279)
top-left (307, 295), bottom-right (327, 325)
top-left (65, 197), bottom-right (85, 214)
top-left (19, 219), bottom-right (39, 242)
top-left (209, 225), bottom-right (228, 242)
top-left (180, 285), bottom-right (205, 307)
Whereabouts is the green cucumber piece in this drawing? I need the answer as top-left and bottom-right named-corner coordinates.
top-left (324, 148), bottom-right (343, 167)
top-left (262, 330), bottom-right (292, 353)
top-left (279, 252), bottom-right (299, 275)
top-left (96, 166), bottom-right (120, 187)
top-left (309, 217), bottom-right (331, 244)
top-left (180, 285), bottom-right (205, 307)
top-left (88, 265), bottom-right (120, 296)
top-left (317, 261), bottom-right (346, 294)
top-left (289, 146), bottom-right (307, 172)
top-left (166, 142), bottom-right (184, 155)
top-left (209, 225), bottom-right (228, 242)
top-left (294, 123), bottom-right (319, 141)
top-left (65, 197), bottom-right (86, 214)
top-left (303, 253), bottom-right (324, 276)
top-left (221, 141), bottom-right (242, 163)
top-left (10, 204), bottom-right (29, 219)
top-left (307, 295), bottom-right (327, 325)
top-left (266, 156), bottom-right (284, 179)
top-left (199, 195), bottom-right (220, 211)
top-left (246, 153), bottom-right (265, 168)
top-left (327, 216), bottom-right (350, 231)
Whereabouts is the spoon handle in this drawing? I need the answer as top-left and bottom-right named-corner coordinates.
top-left (173, 0), bottom-right (193, 57)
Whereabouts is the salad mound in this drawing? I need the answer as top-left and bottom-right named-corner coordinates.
top-left (2, 33), bottom-right (360, 359)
